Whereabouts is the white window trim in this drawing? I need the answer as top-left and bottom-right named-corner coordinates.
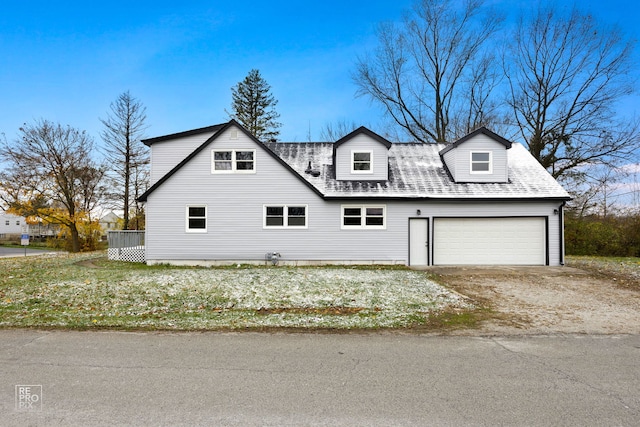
top-left (186, 205), bottom-right (207, 233)
top-left (263, 204), bottom-right (309, 229)
top-left (211, 149), bottom-right (256, 174)
top-left (351, 150), bottom-right (374, 174)
top-left (341, 205), bottom-right (386, 230)
top-left (470, 151), bottom-right (493, 174)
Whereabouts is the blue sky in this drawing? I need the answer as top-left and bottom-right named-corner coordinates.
top-left (1, 0), bottom-right (638, 145)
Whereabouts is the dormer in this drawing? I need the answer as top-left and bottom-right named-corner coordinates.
top-left (333, 127), bottom-right (392, 181)
top-left (439, 127), bottom-right (512, 183)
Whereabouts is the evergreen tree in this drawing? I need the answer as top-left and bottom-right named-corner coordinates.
top-left (228, 69), bottom-right (282, 141)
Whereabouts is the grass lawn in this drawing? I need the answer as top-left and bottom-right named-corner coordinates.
top-left (0, 253), bottom-right (474, 331)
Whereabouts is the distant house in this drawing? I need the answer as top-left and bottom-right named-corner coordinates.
top-left (0, 211), bottom-right (26, 239)
top-left (0, 211), bottom-right (57, 240)
top-left (138, 120), bottom-right (570, 266)
top-left (100, 211), bottom-right (122, 234)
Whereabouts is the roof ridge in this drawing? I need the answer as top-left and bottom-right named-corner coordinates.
top-left (142, 123), bottom-right (227, 146)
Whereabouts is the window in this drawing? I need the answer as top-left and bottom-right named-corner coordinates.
top-left (470, 151), bottom-right (492, 173)
top-left (351, 151), bottom-right (373, 173)
top-left (264, 205), bottom-right (307, 228)
top-left (5, 220), bottom-right (9, 226)
top-left (341, 205), bottom-right (386, 229)
top-left (186, 205), bottom-right (207, 232)
top-left (212, 150), bottom-right (256, 173)
top-left (16, 220), bottom-right (20, 226)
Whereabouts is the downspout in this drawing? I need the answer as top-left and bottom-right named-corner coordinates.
top-left (559, 201), bottom-right (566, 266)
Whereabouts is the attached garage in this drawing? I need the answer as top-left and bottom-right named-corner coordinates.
top-left (432, 217), bottom-right (547, 265)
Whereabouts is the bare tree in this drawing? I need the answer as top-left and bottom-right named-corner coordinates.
top-left (504, 4), bottom-right (639, 179)
top-left (319, 119), bottom-right (361, 142)
top-left (100, 91), bottom-right (149, 230)
top-left (353, 0), bottom-right (504, 143)
top-left (0, 120), bottom-right (106, 252)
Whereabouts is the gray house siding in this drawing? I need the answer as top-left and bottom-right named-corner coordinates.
top-left (150, 131), bottom-right (218, 184)
top-left (335, 135), bottom-right (389, 181)
top-left (442, 135), bottom-right (508, 183)
top-left (147, 185), bottom-right (564, 265)
top-left (145, 126), bottom-right (349, 262)
top-left (146, 124), bottom-right (564, 265)
top-left (142, 122), bottom-right (568, 267)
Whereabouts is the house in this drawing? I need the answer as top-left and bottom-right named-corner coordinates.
top-left (138, 120), bottom-right (571, 266)
top-left (99, 211), bottom-right (122, 234)
top-left (0, 211), bottom-right (58, 240)
top-left (0, 211), bottom-right (26, 240)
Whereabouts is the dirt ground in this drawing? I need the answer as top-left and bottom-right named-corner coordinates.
top-left (428, 265), bottom-right (640, 335)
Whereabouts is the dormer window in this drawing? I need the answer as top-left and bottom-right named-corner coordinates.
top-left (470, 151), bottom-right (492, 174)
top-left (352, 151), bottom-right (373, 173)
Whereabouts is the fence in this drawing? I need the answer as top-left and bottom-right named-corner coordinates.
top-left (107, 230), bottom-right (145, 263)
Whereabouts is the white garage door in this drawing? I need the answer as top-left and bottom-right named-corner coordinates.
top-left (433, 217), bottom-right (546, 265)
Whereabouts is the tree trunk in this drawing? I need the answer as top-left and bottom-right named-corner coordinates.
top-left (69, 223), bottom-right (81, 253)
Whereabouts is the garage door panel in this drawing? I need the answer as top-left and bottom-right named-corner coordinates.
top-left (433, 217), bottom-right (546, 265)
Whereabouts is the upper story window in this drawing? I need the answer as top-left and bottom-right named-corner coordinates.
top-left (351, 151), bottom-right (373, 174)
top-left (341, 205), bottom-right (386, 229)
top-left (470, 151), bottom-right (492, 174)
top-left (186, 205), bottom-right (207, 233)
top-left (212, 150), bottom-right (256, 173)
top-left (264, 205), bottom-right (307, 228)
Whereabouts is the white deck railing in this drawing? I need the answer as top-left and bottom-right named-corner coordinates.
top-left (107, 230), bottom-right (145, 263)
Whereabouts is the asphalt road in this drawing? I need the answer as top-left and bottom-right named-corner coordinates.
top-left (0, 246), bottom-right (57, 258)
top-left (2, 330), bottom-right (639, 426)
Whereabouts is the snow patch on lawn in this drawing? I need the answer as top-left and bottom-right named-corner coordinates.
top-left (3, 263), bottom-right (473, 329)
top-left (108, 268), bottom-right (470, 328)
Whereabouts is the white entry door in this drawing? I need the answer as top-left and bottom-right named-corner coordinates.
top-left (409, 218), bottom-right (429, 266)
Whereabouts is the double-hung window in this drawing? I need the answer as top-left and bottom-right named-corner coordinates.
top-left (351, 150), bottom-right (373, 173)
top-left (341, 205), bottom-right (386, 229)
top-left (470, 151), bottom-right (492, 174)
top-left (212, 150), bottom-right (256, 173)
top-left (264, 205), bottom-right (307, 228)
top-left (186, 205), bottom-right (207, 233)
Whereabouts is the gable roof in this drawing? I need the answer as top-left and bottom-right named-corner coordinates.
top-left (332, 126), bottom-right (392, 155)
top-left (139, 121), bottom-right (570, 203)
top-left (138, 120), bottom-right (324, 202)
top-left (439, 126), bottom-right (512, 156)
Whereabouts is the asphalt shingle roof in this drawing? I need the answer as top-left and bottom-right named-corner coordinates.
top-left (138, 120), bottom-right (570, 202)
top-left (264, 141), bottom-right (571, 200)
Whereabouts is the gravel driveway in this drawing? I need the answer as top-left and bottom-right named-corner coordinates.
top-left (428, 259), bottom-right (640, 335)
